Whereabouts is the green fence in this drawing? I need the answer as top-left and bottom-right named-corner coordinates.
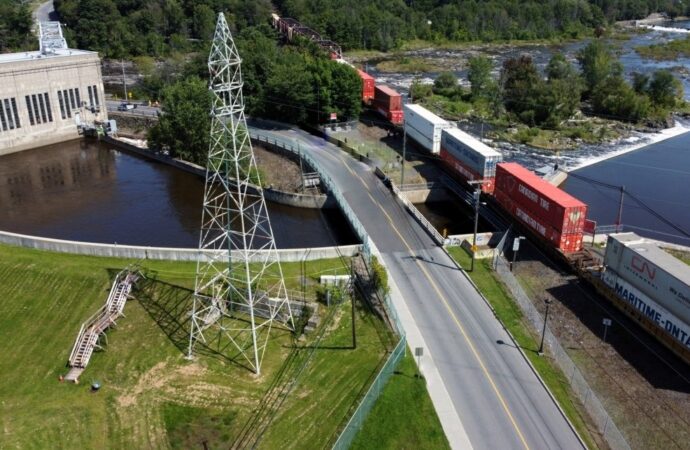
top-left (331, 335), bottom-right (406, 450)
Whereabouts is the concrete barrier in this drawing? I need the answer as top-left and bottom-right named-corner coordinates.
top-left (0, 230), bottom-right (362, 262)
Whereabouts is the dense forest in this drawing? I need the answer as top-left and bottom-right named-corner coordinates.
top-left (0, 0), bottom-right (33, 52)
top-left (275, 0), bottom-right (689, 50)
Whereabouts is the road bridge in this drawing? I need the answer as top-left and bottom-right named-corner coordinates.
top-left (249, 121), bottom-right (585, 450)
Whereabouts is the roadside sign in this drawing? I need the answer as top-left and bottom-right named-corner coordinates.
top-left (414, 347), bottom-right (423, 357)
top-left (512, 238), bottom-right (521, 252)
top-left (471, 245), bottom-right (478, 253)
top-left (602, 318), bottom-right (612, 326)
top-left (330, 112), bottom-right (337, 121)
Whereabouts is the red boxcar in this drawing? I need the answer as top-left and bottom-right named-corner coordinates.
top-left (439, 148), bottom-right (495, 193)
top-left (494, 190), bottom-right (584, 252)
top-left (373, 85), bottom-right (404, 124)
top-left (357, 70), bottom-right (375, 103)
top-left (495, 163), bottom-right (587, 235)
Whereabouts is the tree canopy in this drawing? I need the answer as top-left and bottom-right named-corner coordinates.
top-left (0, 0), bottom-right (33, 52)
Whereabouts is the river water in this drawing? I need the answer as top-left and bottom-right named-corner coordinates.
top-left (0, 140), bottom-right (357, 248)
top-left (367, 24), bottom-right (690, 244)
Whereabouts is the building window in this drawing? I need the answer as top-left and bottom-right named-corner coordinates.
top-left (92, 85), bottom-right (100, 107)
top-left (4, 99), bottom-right (15, 129)
top-left (11, 98), bottom-right (20, 128)
top-left (88, 86), bottom-right (94, 106)
top-left (57, 91), bottom-right (66, 119)
top-left (37, 94), bottom-right (48, 124)
top-left (0, 102), bottom-right (7, 131)
top-left (31, 95), bottom-right (41, 124)
top-left (68, 89), bottom-right (75, 110)
top-left (75, 88), bottom-right (81, 107)
top-left (62, 90), bottom-right (72, 118)
top-left (25, 96), bottom-right (35, 125)
top-left (43, 93), bottom-right (53, 122)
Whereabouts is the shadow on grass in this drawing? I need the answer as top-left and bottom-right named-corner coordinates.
top-left (134, 274), bottom-right (285, 373)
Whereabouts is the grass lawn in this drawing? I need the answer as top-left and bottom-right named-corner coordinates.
top-left (0, 243), bottom-right (393, 449)
top-left (446, 247), bottom-right (601, 450)
top-left (350, 351), bottom-right (450, 450)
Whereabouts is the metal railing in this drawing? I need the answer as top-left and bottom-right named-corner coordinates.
top-left (493, 240), bottom-right (630, 450)
top-left (391, 182), bottom-right (445, 245)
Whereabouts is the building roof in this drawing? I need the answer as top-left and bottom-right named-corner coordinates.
top-left (497, 162), bottom-right (587, 208)
top-left (404, 103), bottom-right (448, 126)
top-left (442, 126), bottom-right (502, 158)
top-left (375, 85), bottom-right (401, 97)
top-left (0, 48), bottom-right (96, 65)
top-left (610, 232), bottom-right (690, 284)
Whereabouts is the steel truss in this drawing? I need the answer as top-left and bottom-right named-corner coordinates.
top-left (187, 13), bottom-right (294, 374)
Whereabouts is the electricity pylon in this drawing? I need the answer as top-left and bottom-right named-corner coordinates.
top-left (187, 12), bottom-right (294, 374)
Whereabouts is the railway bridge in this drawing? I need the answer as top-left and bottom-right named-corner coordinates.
top-left (248, 121), bottom-right (585, 450)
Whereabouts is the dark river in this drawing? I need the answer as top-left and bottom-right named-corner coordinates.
top-left (0, 139), bottom-right (358, 248)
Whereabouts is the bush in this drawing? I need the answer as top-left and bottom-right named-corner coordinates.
top-left (371, 256), bottom-right (389, 295)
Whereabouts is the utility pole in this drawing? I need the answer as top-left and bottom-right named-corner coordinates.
top-left (616, 185), bottom-right (625, 233)
top-left (121, 60), bottom-right (127, 102)
top-left (468, 179), bottom-right (489, 271)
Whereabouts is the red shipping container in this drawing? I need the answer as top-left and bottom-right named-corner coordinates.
top-left (373, 85), bottom-right (403, 114)
top-left (388, 109), bottom-right (404, 125)
top-left (357, 70), bottom-right (375, 103)
top-left (494, 190), bottom-right (583, 252)
top-left (440, 148), bottom-right (495, 193)
top-left (495, 163), bottom-right (587, 234)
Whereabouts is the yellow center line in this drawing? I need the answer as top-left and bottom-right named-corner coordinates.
top-left (339, 155), bottom-right (531, 450)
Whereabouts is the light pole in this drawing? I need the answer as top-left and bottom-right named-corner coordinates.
top-left (539, 299), bottom-right (552, 355)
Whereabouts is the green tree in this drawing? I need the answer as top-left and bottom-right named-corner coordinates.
top-left (647, 70), bottom-right (683, 108)
top-left (501, 55), bottom-right (542, 125)
top-left (434, 71), bottom-right (458, 91)
top-left (592, 75), bottom-right (650, 122)
top-left (632, 72), bottom-right (650, 94)
top-left (576, 40), bottom-right (622, 95)
top-left (410, 78), bottom-right (433, 101)
top-left (147, 77), bottom-right (212, 165)
top-left (468, 56), bottom-right (495, 101)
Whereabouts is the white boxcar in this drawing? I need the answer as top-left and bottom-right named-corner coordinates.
top-left (403, 104), bottom-right (451, 154)
top-left (604, 233), bottom-right (690, 326)
top-left (441, 127), bottom-right (502, 178)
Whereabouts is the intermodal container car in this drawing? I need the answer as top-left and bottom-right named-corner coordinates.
top-left (403, 104), bottom-right (452, 155)
top-left (440, 127), bottom-right (502, 193)
top-left (602, 267), bottom-right (690, 351)
top-left (494, 190), bottom-right (584, 252)
top-left (372, 85), bottom-right (404, 124)
top-left (604, 233), bottom-right (690, 326)
top-left (357, 70), bottom-right (375, 103)
top-left (494, 163), bottom-right (587, 236)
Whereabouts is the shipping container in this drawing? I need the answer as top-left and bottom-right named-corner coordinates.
top-left (403, 104), bottom-right (452, 154)
top-left (604, 233), bottom-right (690, 325)
top-left (495, 163), bottom-right (587, 235)
top-left (357, 70), bottom-right (375, 103)
top-left (440, 127), bottom-right (502, 191)
top-left (494, 190), bottom-right (584, 252)
top-left (373, 85), bottom-right (402, 116)
top-left (388, 109), bottom-right (404, 125)
top-left (602, 268), bottom-right (690, 350)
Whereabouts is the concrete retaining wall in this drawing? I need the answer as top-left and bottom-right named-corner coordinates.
top-left (103, 136), bottom-right (333, 209)
top-left (399, 188), bottom-right (450, 203)
top-left (0, 230), bottom-right (362, 262)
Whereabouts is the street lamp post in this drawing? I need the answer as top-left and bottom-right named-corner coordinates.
top-left (539, 299), bottom-right (552, 355)
top-left (467, 180), bottom-right (490, 272)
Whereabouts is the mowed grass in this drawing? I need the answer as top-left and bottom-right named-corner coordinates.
top-left (350, 352), bottom-right (450, 450)
top-left (0, 243), bottom-right (391, 449)
top-left (446, 247), bottom-right (600, 450)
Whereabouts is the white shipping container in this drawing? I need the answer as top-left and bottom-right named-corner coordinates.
top-left (403, 104), bottom-right (451, 154)
top-left (604, 233), bottom-right (690, 325)
top-left (603, 269), bottom-right (690, 350)
top-left (441, 127), bottom-right (502, 178)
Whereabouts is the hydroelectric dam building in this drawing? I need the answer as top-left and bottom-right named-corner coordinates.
top-left (0, 22), bottom-right (107, 156)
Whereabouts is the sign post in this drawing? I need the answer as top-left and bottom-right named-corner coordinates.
top-left (602, 318), bottom-right (612, 343)
top-left (414, 347), bottom-right (423, 378)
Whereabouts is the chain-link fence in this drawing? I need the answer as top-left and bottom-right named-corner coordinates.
top-left (331, 336), bottom-right (406, 450)
top-left (493, 237), bottom-right (631, 450)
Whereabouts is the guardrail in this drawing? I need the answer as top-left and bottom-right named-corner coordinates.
top-left (391, 182), bottom-right (445, 245)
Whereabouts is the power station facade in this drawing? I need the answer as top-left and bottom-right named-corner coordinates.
top-left (0, 22), bottom-right (107, 156)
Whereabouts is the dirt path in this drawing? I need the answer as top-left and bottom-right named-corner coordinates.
top-left (513, 241), bottom-right (690, 449)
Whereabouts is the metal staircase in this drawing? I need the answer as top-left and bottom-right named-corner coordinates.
top-left (64, 267), bottom-right (141, 382)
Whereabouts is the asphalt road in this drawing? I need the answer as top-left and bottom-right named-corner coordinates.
top-left (106, 100), bottom-right (160, 118)
top-left (249, 121), bottom-right (585, 450)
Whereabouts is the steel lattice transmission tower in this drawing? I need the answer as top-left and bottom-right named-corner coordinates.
top-left (187, 12), bottom-right (294, 374)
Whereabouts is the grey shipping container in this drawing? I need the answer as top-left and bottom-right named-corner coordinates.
top-left (403, 104), bottom-right (451, 154)
top-left (441, 127), bottom-right (502, 178)
top-left (604, 233), bottom-right (690, 325)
